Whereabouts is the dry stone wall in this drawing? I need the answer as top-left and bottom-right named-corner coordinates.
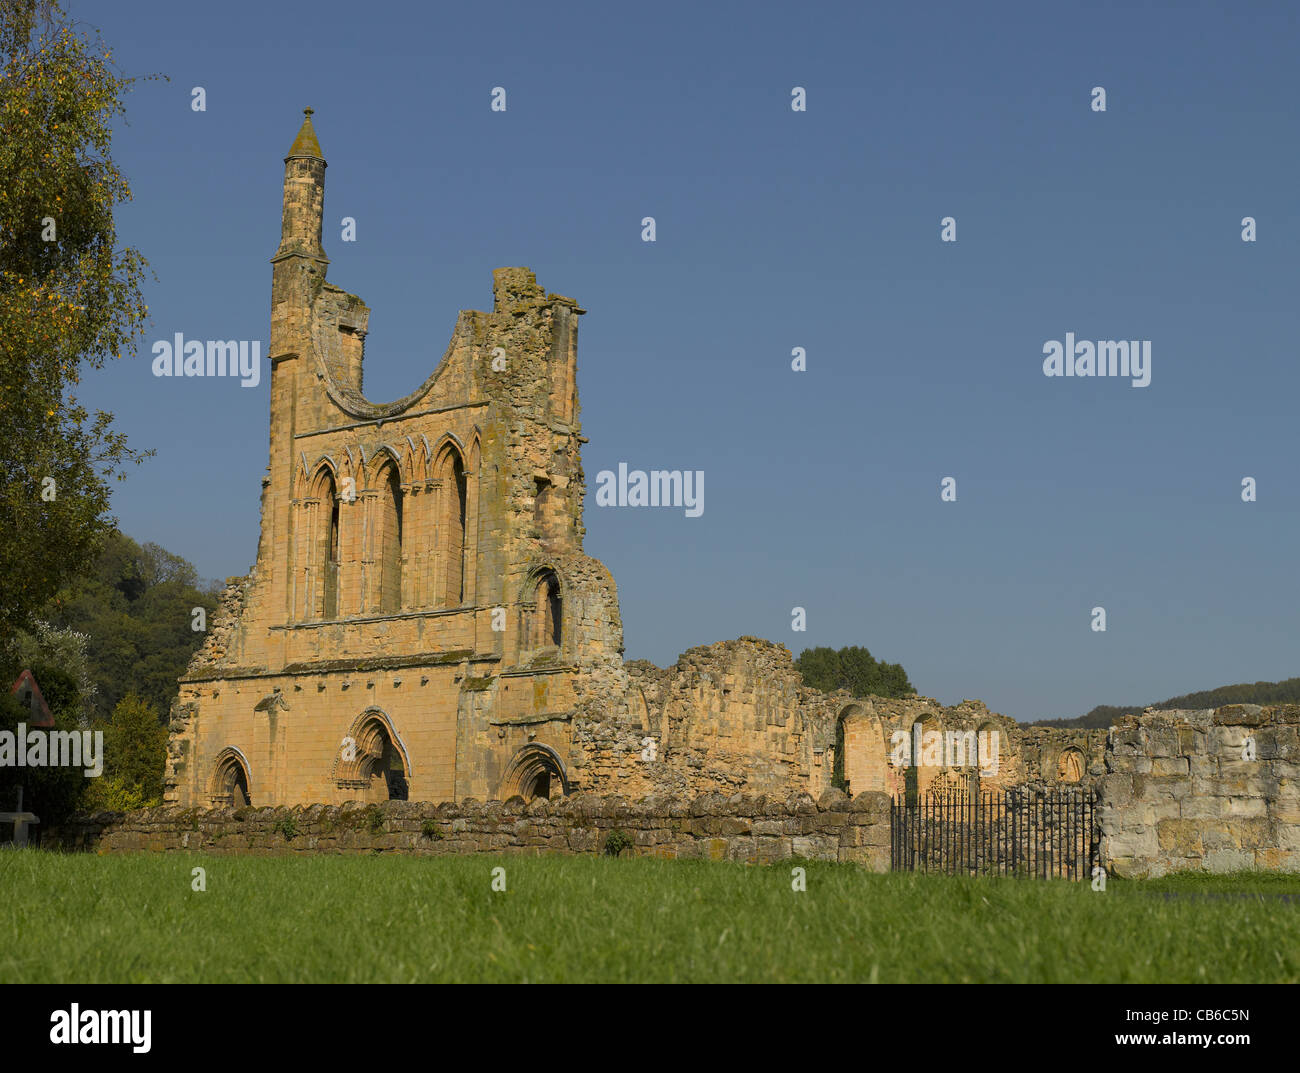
top-left (47, 789), bottom-right (892, 868)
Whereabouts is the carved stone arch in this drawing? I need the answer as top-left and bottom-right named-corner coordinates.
top-left (308, 455), bottom-right (340, 496)
top-left (430, 431), bottom-right (468, 464)
top-left (369, 443), bottom-right (404, 486)
top-left (976, 720), bottom-right (1002, 780)
top-left (835, 703), bottom-right (888, 797)
top-left (465, 433), bottom-right (482, 483)
top-left (433, 438), bottom-right (469, 607)
top-left (355, 444), bottom-right (374, 488)
top-left (294, 458), bottom-right (343, 620)
top-left (368, 449), bottom-right (405, 613)
top-left (516, 561), bottom-right (567, 605)
top-left (331, 707), bottom-right (412, 801)
top-left (907, 711), bottom-right (944, 799)
top-left (1057, 746), bottom-right (1085, 784)
top-left (517, 563), bottom-right (565, 658)
top-left (630, 685), bottom-right (650, 734)
top-left (501, 743), bottom-right (569, 802)
top-left (463, 432), bottom-right (482, 603)
top-left (339, 446), bottom-right (357, 493)
top-left (208, 747), bottom-right (251, 808)
top-left (401, 435), bottom-right (422, 483)
top-left (294, 451), bottom-right (312, 499)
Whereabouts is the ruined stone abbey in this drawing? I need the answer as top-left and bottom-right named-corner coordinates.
top-left (162, 111), bottom-right (1103, 811)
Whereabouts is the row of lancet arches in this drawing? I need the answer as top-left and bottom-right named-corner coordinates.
top-left (206, 729), bottom-right (569, 807)
top-left (892, 715), bottom-right (1004, 799)
top-left (833, 708), bottom-right (991, 797)
top-left (832, 706), bottom-right (1087, 799)
top-left (294, 436), bottom-right (477, 619)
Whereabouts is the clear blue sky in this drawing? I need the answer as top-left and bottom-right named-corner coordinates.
top-left (67, 0), bottom-right (1300, 721)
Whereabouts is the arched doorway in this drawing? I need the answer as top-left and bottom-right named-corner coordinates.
top-left (210, 748), bottom-right (251, 808)
top-left (333, 709), bottom-right (411, 802)
top-left (502, 744), bottom-right (568, 803)
top-left (835, 704), bottom-right (887, 796)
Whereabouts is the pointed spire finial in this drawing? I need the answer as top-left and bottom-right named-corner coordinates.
top-left (287, 108), bottom-right (323, 161)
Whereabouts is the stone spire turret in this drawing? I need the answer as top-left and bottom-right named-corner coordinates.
top-left (272, 108), bottom-right (328, 271)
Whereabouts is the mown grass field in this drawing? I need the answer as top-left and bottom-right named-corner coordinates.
top-left (1, 851), bottom-right (1297, 983)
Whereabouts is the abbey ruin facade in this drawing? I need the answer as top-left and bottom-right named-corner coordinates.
top-left (163, 112), bottom-right (1101, 810)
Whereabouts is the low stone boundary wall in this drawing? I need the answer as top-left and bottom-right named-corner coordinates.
top-left (47, 788), bottom-right (891, 869)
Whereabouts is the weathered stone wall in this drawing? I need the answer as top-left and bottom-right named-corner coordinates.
top-left (843, 695), bottom-right (1022, 795)
top-left (1100, 704), bottom-right (1300, 877)
top-left (626, 639), bottom-right (828, 799)
top-left (47, 790), bottom-right (891, 868)
top-left (167, 111), bottom-right (619, 811)
top-left (1013, 726), bottom-right (1107, 789)
top-left (622, 641), bottom-right (1105, 803)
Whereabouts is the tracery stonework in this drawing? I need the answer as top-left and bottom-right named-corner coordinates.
top-left (164, 112), bottom-right (1102, 809)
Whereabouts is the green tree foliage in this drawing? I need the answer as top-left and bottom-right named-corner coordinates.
top-left (81, 691), bottom-right (165, 810)
top-left (795, 645), bottom-right (915, 699)
top-left (1, 531), bottom-right (213, 822)
top-left (1031, 676), bottom-right (1300, 729)
top-left (7, 617), bottom-right (95, 718)
top-left (43, 529), bottom-right (218, 723)
top-left (0, 0), bottom-right (154, 645)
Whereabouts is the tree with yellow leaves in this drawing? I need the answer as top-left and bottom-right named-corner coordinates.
top-left (0, 0), bottom-right (154, 645)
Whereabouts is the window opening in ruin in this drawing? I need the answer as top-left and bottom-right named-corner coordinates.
top-left (534, 477), bottom-right (552, 544)
top-left (833, 713), bottom-right (848, 792)
top-left (530, 571), bottom-right (562, 652)
top-left (378, 465), bottom-right (403, 613)
top-left (442, 453), bottom-right (467, 606)
top-left (324, 490), bottom-right (340, 619)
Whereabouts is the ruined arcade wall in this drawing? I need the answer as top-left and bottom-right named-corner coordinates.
top-left (624, 639), bottom-right (831, 800)
top-left (615, 639), bottom-right (1096, 802)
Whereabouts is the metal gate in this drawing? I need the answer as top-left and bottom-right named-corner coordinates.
top-left (890, 788), bottom-right (1097, 880)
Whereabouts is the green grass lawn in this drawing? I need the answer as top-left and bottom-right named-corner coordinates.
top-left (1, 851), bottom-right (1297, 983)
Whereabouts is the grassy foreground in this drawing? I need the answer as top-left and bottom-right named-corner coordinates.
top-left (1, 851), bottom-right (1297, 983)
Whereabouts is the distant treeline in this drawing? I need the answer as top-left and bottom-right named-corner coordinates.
top-left (1030, 677), bottom-right (1300, 729)
top-left (2, 531), bottom-right (218, 822)
top-left (41, 530), bottom-right (220, 723)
